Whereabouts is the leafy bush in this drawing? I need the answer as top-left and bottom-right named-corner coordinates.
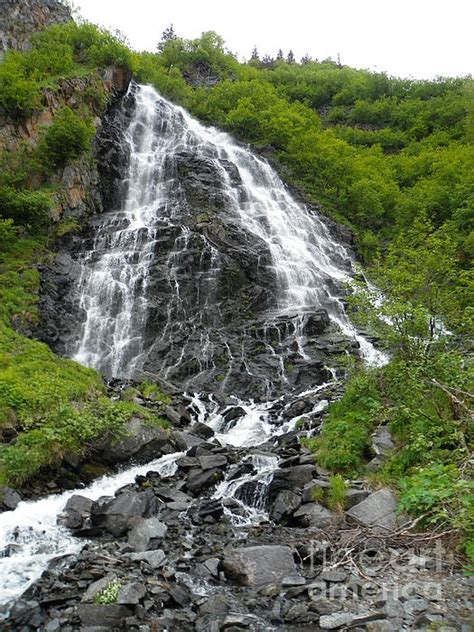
top-left (31, 22), bottom-right (133, 71)
top-left (0, 219), bottom-right (17, 247)
top-left (0, 186), bottom-right (52, 226)
top-left (0, 53), bottom-right (40, 119)
top-left (139, 381), bottom-right (172, 404)
top-left (40, 106), bottom-right (95, 168)
top-left (399, 463), bottom-right (473, 562)
top-left (303, 370), bottom-right (382, 476)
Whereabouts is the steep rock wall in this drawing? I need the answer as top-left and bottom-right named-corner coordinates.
top-left (0, 0), bottom-right (71, 59)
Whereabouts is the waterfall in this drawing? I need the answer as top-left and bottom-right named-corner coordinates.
top-left (70, 83), bottom-right (386, 383)
top-left (1, 85), bottom-right (388, 612)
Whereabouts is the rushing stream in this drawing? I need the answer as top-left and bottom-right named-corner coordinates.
top-left (0, 85), bottom-right (387, 613)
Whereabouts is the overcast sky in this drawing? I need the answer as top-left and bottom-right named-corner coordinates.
top-left (74, 0), bottom-right (473, 79)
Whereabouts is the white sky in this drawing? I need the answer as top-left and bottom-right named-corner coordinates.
top-left (74, 0), bottom-right (473, 79)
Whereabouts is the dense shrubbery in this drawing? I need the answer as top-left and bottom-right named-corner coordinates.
top-left (0, 21), bottom-right (147, 486)
top-left (0, 22), bottom-right (132, 121)
top-left (0, 186), bottom-right (52, 226)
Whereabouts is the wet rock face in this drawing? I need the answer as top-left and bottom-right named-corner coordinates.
top-left (0, 0), bottom-right (71, 59)
top-left (38, 84), bottom-right (356, 398)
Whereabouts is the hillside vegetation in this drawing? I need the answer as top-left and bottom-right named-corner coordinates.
top-left (0, 22), bottom-right (472, 558)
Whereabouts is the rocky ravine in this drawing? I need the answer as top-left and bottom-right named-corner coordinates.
top-left (2, 398), bottom-right (472, 631)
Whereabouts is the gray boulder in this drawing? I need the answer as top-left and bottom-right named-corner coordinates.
top-left (91, 417), bottom-right (186, 466)
top-left (117, 582), bottom-right (146, 605)
top-left (270, 490), bottom-right (301, 524)
top-left (129, 549), bottom-right (166, 569)
top-left (346, 489), bottom-right (398, 531)
top-left (91, 489), bottom-right (159, 536)
top-left (60, 494), bottom-right (93, 530)
top-left (293, 502), bottom-right (340, 528)
top-left (222, 545), bottom-right (299, 586)
top-left (128, 517), bottom-right (168, 551)
top-left (77, 604), bottom-right (131, 627)
top-left (268, 464), bottom-right (316, 502)
top-left (372, 426), bottom-right (395, 458)
top-left (198, 454), bottom-right (228, 470)
top-left (0, 487), bottom-right (22, 512)
top-left (185, 467), bottom-right (223, 495)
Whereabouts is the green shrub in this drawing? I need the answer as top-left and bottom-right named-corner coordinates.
top-left (0, 53), bottom-right (40, 119)
top-left (40, 106), bottom-right (95, 168)
top-left (139, 381), bottom-right (172, 404)
top-left (0, 186), bottom-right (52, 226)
top-left (399, 463), bottom-right (473, 563)
top-left (33, 22), bottom-right (133, 70)
top-left (303, 369), bottom-right (382, 476)
top-left (0, 219), bottom-right (17, 247)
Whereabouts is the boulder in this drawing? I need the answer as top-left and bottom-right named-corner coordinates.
top-left (82, 575), bottom-right (117, 603)
top-left (198, 454), bottom-right (228, 470)
top-left (91, 489), bottom-right (159, 536)
top-left (222, 545), bottom-right (299, 586)
top-left (345, 488), bottom-right (369, 508)
top-left (293, 503), bottom-right (340, 528)
top-left (117, 582), bottom-right (146, 605)
top-left (127, 517), bottom-right (168, 551)
top-left (372, 426), bottom-right (395, 458)
top-left (346, 489), bottom-right (398, 531)
top-left (59, 494), bottom-right (93, 530)
top-left (0, 486), bottom-right (22, 512)
top-left (319, 612), bottom-right (355, 629)
top-left (268, 464), bottom-right (316, 503)
top-left (185, 467), bottom-right (223, 495)
top-left (77, 604), bottom-right (131, 627)
top-left (91, 417), bottom-right (185, 466)
top-left (129, 549), bottom-right (166, 569)
top-left (189, 422), bottom-right (214, 439)
top-left (270, 490), bottom-right (301, 524)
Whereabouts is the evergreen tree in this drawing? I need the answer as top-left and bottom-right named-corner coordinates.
top-left (287, 50), bottom-right (295, 64)
top-left (276, 49), bottom-right (284, 61)
top-left (301, 53), bottom-right (312, 64)
top-left (250, 46), bottom-right (260, 62)
top-left (261, 54), bottom-right (275, 69)
top-left (157, 24), bottom-right (177, 52)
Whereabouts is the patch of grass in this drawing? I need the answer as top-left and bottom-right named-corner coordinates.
top-left (327, 474), bottom-right (348, 511)
top-left (0, 234), bottom-right (47, 326)
top-left (53, 218), bottom-right (80, 238)
top-left (139, 381), bottom-right (172, 404)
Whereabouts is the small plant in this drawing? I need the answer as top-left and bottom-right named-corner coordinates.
top-left (327, 474), bottom-right (348, 511)
top-left (311, 486), bottom-right (326, 503)
top-left (94, 579), bottom-right (123, 605)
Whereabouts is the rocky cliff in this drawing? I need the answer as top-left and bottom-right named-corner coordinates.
top-left (0, 0), bottom-right (71, 59)
top-left (38, 84), bottom-right (358, 400)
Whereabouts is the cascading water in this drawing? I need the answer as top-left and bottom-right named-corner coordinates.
top-left (1, 84), bottom-right (388, 614)
top-left (0, 453), bottom-right (182, 609)
top-left (70, 83), bottom-right (385, 383)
